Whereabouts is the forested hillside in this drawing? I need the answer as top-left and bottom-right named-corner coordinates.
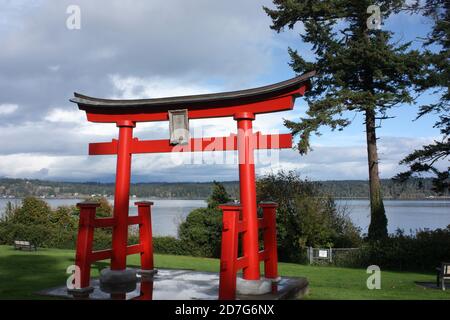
top-left (318, 179), bottom-right (446, 199)
top-left (0, 178), bottom-right (447, 200)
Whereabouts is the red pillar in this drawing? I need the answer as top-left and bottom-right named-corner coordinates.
top-left (136, 280), bottom-right (154, 300)
top-left (219, 204), bottom-right (240, 300)
top-left (234, 112), bottom-right (260, 280)
top-left (111, 120), bottom-right (135, 270)
top-left (260, 202), bottom-right (278, 279)
top-left (136, 201), bottom-right (154, 271)
top-left (75, 202), bottom-right (99, 288)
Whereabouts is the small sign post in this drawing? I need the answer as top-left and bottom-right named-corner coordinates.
top-left (318, 250), bottom-right (328, 258)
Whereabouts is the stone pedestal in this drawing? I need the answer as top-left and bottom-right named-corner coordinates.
top-left (41, 269), bottom-right (309, 300)
top-left (137, 269), bottom-right (158, 278)
top-left (236, 277), bottom-right (274, 295)
top-left (67, 286), bottom-right (94, 299)
top-left (99, 268), bottom-right (137, 294)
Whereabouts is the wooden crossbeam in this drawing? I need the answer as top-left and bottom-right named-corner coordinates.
top-left (235, 256), bottom-right (249, 271)
top-left (92, 217), bottom-right (115, 228)
top-left (127, 216), bottom-right (142, 226)
top-left (258, 250), bottom-right (270, 261)
top-left (126, 244), bottom-right (143, 255)
top-left (89, 132), bottom-right (292, 156)
top-left (89, 249), bottom-right (113, 263)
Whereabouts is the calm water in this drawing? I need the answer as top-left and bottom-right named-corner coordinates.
top-left (0, 198), bottom-right (449, 237)
top-left (0, 198), bottom-right (206, 237)
top-left (335, 199), bottom-right (450, 234)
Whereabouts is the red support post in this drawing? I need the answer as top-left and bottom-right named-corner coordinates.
top-left (135, 280), bottom-right (154, 300)
top-left (234, 112), bottom-right (260, 281)
top-left (219, 204), bottom-right (241, 300)
top-left (135, 201), bottom-right (154, 271)
top-left (75, 202), bottom-right (99, 289)
top-left (260, 202), bottom-right (279, 279)
top-left (111, 120), bottom-right (135, 270)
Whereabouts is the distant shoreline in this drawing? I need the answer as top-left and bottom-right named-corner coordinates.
top-left (1, 177), bottom-right (447, 200)
top-left (1, 197), bottom-right (449, 201)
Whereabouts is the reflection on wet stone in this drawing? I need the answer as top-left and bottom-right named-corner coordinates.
top-left (40, 269), bottom-right (308, 300)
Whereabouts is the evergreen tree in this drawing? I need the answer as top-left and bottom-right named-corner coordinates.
top-left (207, 181), bottom-right (231, 209)
top-left (264, 0), bottom-right (424, 240)
top-left (179, 181), bottom-right (231, 258)
top-left (396, 0), bottom-right (449, 193)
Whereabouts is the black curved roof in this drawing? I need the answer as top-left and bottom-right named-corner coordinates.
top-left (70, 71), bottom-right (315, 110)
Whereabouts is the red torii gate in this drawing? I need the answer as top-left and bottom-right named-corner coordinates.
top-left (70, 71), bottom-right (314, 299)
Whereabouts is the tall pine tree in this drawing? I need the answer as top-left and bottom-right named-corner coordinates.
top-left (264, 0), bottom-right (424, 240)
top-left (396, 0), bottom-right (449, 193)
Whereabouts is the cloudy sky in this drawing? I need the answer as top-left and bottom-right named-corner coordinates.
top-left (0, 0), bottom-right (445, 182)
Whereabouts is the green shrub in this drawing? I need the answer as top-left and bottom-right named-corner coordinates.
top-left (8, 197), bottom-right (52, 225)
top-left (257, 171), bottom-right (362, 263)
top-left (177, 173), bottom-right (362, 262)
top-left (0, 197), bottom-right (111, 250)
top-left (178, 208), bottom-right (223, 258)
top-left (334, 226), bottom-right (450, 271)
top-left (176, 182), bottom-right (233, 258)
top-left (153, 236), bottom-right (186, 255)
top-left (0, 222), bottom-right (53, 247)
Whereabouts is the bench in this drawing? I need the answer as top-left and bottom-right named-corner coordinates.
top-left (13, 240), bottom-right (37, 251)
top-left (436, 262), bottom-right (450, 290)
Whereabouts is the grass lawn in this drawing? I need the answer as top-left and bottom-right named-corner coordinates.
top-left (0, 245), bottom-right (448, 300)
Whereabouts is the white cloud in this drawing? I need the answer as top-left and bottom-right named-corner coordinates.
top-left (109, 75), bottom-right (218, 100)
top-left (0, 1), bottom-right (444, 183)
top-left (0, 153), bottom-right (56, 177)
top-left (0, 131), bottom-right (444, 182)
top-left (48, 65), bottom-right (60, 72)
top-left (44, 108), bottom-right (85, 123)
top-left (0, 0), bottom-right (276, 124)
top-left (0, 104), bottom-right (18, 115)
top-left (257, 136), bottom-right (447, 181)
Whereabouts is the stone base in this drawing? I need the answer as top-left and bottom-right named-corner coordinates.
top-left (137, 268), bottom-right (158, 278)
top-left (39, 269), bottom-right (309, 300)
top-left (99, 268), bottom-right (137, 294)
top-left (236, 278), bottom-right (272, 295)
top-left (239, 277), bottom-right (309, 300)
top-left (66, 286), bottom-right (94, 298)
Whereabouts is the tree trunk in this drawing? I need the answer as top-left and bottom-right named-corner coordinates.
top-left (365, 108), bottom-right (388, 240)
